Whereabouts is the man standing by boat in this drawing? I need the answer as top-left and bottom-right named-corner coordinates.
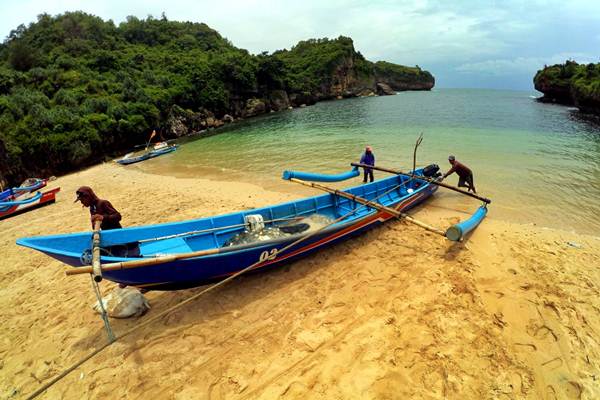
top-left (441, 155), bottom-right (477, 194)
top-left (360, 146), bottom-right (375, 183)
top-left (74, 186), bottom-right (122, 230)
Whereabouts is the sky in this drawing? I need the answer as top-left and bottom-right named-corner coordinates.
top-left (0, 0), bottom-right (599, 90)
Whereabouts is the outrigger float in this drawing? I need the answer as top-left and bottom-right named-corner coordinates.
top-left (17, 161), bottom-right (489, 290)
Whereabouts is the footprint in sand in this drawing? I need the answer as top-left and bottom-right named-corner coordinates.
top-left (526, 321), bottom-right (558, 342)
top-left (565, 381), bottom-right (583, 399)
top-left (534, 325), bottom-right (558, 342)
top-left (541, 357), bottom-right (563, 370)
top-left (543, 301), bottom-right (561, 318)
top-left (514, 342), bottom-right (537, 352)
top-left (546, 384), bottom-right (558, 399)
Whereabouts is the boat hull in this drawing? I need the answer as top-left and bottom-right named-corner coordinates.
top-left (117, 154), bottom-right (151, 165)
top-left (117, 145), bottom-right (178, 165)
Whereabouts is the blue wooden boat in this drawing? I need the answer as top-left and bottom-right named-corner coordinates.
top-left (0, 187), bottom-right (60, 220)
top-left (117, 144), bottom-right (178, 165)
top-left (116, 152), bottom-right (152, 165)
top-left (149, 143), bottom-right (178, 157)
top-left (0, 188), bottom-right (15, 201)
top-left (0, 178), bottom-right (48, 200)
top-left (17, 168), bottom-right (438, 290)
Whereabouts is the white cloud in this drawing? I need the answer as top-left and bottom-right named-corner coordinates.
top-left (1, 0), bottom-right (600, 89)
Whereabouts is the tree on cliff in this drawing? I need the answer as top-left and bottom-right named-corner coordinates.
top-left (0, 12), bottom-right (434, 185)
top-left (534, 61), bottom-right (600, 115)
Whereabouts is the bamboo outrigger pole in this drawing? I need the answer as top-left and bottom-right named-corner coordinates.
top-left (67, 217), bottom-right (307, 276)
top-left (288, 178), bottom-right (446, 236)
top-left (351, 162), bottom-right (491, 204)
top-left (66, 247), bottom-right (224, 276)
top-left (89, 220), bottom-right (115, 343)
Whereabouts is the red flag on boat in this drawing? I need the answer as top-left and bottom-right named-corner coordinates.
top-left (145, 130), bottom-right (157, 150)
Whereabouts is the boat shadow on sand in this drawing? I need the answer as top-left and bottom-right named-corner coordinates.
top-left (68, 202), bottom-right (453, 351)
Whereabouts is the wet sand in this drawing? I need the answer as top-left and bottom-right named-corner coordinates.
top-left (1, 162), bottom-right (599, 399)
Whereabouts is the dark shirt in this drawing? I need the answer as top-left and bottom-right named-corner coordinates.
top-left (360, 151), bottom-right (375, 166)
top-left (90, 199), bottom-right (122, 230)
top-left (445, 161), bottom-right (472, 179)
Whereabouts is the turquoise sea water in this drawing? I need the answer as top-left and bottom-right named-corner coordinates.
top-left (138, 89), bottom-right (600, 235)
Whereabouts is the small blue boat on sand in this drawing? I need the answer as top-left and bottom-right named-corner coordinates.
top-left (16, 165), bottom-right (487, 290)
top-left (1, 187), bottom-right (61, 220)
top-left (1, 178), bottom-right (48, 201)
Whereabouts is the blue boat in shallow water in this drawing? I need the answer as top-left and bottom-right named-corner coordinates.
top-left (17, 167), bottom-right (444, 290)
top-left (116, 143), bottom-right (178, 165)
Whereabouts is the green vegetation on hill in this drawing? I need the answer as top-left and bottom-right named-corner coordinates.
top-left (272, 37), bottom-right (372, 93)
top-left (373, 61), bottom-right (434, 85)
top-left (534, 60), bottom-right (600, 114)
top-left (0, 12), bottom-right (434, 186)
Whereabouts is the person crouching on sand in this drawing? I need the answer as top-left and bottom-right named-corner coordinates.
top-left (74, 186), bottom-right (142, 290)
top-left (74, 186), bottom-right (122, 230)
top-left (441, 155), bottom-right (477, 194)
top-left (360, 145), bottom-right (375, 183)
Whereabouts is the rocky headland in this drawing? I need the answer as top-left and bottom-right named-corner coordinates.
top-left (0, 13), bottom-right (434, 187)
top-left (534, 60), bottom-right (600, 115)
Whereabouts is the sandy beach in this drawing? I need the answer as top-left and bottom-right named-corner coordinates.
top-left (1, 162), bottom-right (599, 399)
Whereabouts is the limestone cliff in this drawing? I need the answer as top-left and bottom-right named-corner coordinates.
top-left (256, 37), bottom-right (435, 110)
top-left (534, 61), bottom-right (600, 115)
top-left (163, 40), bottom-right (436, 138)
top-left (374, 61), bottom-right (435, 91)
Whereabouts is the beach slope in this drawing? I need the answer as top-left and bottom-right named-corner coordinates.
top-left (1, 163), bottom-right (599, 399)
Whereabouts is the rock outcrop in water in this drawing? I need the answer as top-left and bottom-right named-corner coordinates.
top-left (0, 13), bottom-right (434, 186)
top-left (534, 61), bottom-right (600, 115)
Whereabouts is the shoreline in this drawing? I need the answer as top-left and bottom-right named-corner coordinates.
top-left (134, 156), bottom-right (600, 237)
top-left (1, 162), bottom-right (599, 399)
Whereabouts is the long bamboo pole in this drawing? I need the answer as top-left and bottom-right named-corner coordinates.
top-left (66, 247), bottom-right (223, 276)
top-left (68, 217), bottom-right (307, 276)
top-left (288, 178), bottom-right (445, 236)
top-left (351, 162), bottom-right (491, 204)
